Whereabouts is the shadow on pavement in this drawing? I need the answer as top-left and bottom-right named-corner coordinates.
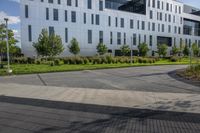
top-left (0, 95), bottom-right (200, 133)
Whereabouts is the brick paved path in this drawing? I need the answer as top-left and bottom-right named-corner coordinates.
top-left (0, 96), bottom-right (199, 133)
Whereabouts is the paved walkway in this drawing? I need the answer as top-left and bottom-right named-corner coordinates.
top-left (0, 83), bottom-right (199, 133)
top-left (0, 65), bottom-right (199, 133)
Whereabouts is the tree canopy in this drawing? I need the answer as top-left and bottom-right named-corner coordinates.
top-left (120, 44), bottom-right (131, 56)
top-left (138, 43), bottom-right (149, 56)
top-left (0, 24), bottom-right (19, 63)
top-left (68, 38), bottom-right (80, 56)
top-left (96, 43), bottom-right (108, 55)
top-left (33, 29), bottom-right (64, 57)
top-left (157, 44), bottom-right (168, 57)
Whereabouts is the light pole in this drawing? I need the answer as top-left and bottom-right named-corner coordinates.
top-left (131, 37), bottom-right (133, 64)
top-left (4, 18), bottom-right (12, 74)
top-left (189, 46), bottom-right (192, 67)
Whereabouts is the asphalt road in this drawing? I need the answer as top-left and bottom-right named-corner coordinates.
top-left (0, 65), bottom-right (199, 94)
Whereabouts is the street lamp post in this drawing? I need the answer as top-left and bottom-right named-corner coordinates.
top-left (4, 18), bottom-right (12, 74)
top-left (189, 46), bottom-right (192, 67)
top-left (131, 37), bottom-right (133, 64)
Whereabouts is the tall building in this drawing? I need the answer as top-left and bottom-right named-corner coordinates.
top-left (20, 0), bottom-right (200, 57)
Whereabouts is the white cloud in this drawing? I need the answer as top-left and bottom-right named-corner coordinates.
top-left (13, 29), bottom-right (21, 40)
top-left (8, 0), bottom-right (20, 3)
top-left (13, 29), bottom-right (21, 47)
top-left (0, 11), bottom-right (20, 25)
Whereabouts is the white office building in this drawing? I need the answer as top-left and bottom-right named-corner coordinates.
top-left (20, 0), bottom-right (200, 57)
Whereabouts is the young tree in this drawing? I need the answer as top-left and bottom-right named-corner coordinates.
top-left (172, 45), bottom-right (180, 56)
top-left (68, 38), bottom-right (80, 56)
top-left (33, 29), bottom-right (64, 57)
top-left (183, 44), bottom-right (190, 56)
top-left (192, 43), bottom-right (200, 57)
top-left (157, 44), bottom-right (168, 57)
top-left (137, 42), bottom-right (149, 56)
top-left (120, 44), bottom-right (130, 56)
top-left (96, 43), bottom-right (108, 55)
top-left (0, 24), bottom-right (18, 63)
top-left (49, 34), bottom-right (65, 57)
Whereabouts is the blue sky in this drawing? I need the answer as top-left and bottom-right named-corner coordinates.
top-left (0, 0), bottom-right (200, 47)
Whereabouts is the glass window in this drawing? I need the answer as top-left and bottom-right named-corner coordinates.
top-left (88, 30), bottom-right (92, 44)
top-left (65, 28), bottom-right (68, 43)
top-left (157, 1), bottom-right (160, 9)
top-left (91, 14), bottom-right (94, 24)
top-left (139, 34), bottom-right (141, 44)
top-left (152, 23), bottom-right (155, 31)
top-left (149, 35), bottom-right (152, 46)
top-left (67, 0), bottom-right (71, 6)
top-left (166, 3), bottom-right (169, 11)
top-left (168, 14), bottom-right (171, 22)
top-left (96, 14), bottom-right (100, 25)
top-left (110, 32), bottom-right (113, 44)
top-left (162, 24), bottom-right (165, 32)
top-left (150, 10), bottom-right (153, 19)
top-left (168, 25), bottom-right (171, 33)
top-left (99, 0), bottom-right (103, 11)
top-left (124, 33), bottom-right (126, 44)
top-left (84, 13), bottom-right (86, 24)
top-left (46, 8), bottom-right (49, 20)
top-left (148, 22), bottom-right (150, 31)
top-left (65, 10), bottom-right (68, 22)
top-left (49, 26), bottom-right (54, 36)
top-left (25, 5), bottom-right (28, 18)
top-left (130, 19), bottom-right (134, 29)
top-left (88, 0), bottom-right (92, 9)
top-left (75, 0), bottom-right (78, 7)
top-left (133, 34), bottom-right (136, 45)
top-left (137, 20), bottom-right (140, 30)
top-left (152, 0), bottom-right (155, 8)
top-left (99, 31), bottom-right (103, 43)
top-left (117, 32), bottom-right (121, 45)
top-left (71, 11), bottom-right (76, 23)
top-left (108, 16), bottom-right (111, 26)
top-left (53, 9), bottom-right (59, 21)
top-left (48, 0), bottom-right (53, 3)
top-left (58, 0), bottom-right (61, 4)
top-left (142, 21), bottom-right (145, 30)
top-left (120, 18), bottom-right (124, 28)
top-left (115, 17), bottom-right (118, 27)
top-left (28, 25), bottom-right (32, 42)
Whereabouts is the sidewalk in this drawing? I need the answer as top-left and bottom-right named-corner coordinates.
top-left (0, 83), bottom-right (199, 114)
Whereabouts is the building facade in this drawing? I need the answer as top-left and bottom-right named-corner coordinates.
top-left (20, 0), bottom-right (200, 57)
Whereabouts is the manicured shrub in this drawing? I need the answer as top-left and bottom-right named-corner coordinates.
top-left (75, 58), bottom-right (84, 64)
top-left (54, 59), bottom-right (62, 66)
top-left (63, 58), bottom-right (70, 64)
top-left (101, 57), bottom-right (108, 64)
top-left (49, 61), bottom-right (55, 66)
top-left (83, 58), bottom-right (89, 64)
top-left (27, 57), bottom-right (35, 64)
top-left (69, 57), bottom-right (76, 64)
top-left (93, 58), bottom-right (102, 64)
top-left (35, 59), bottom-right (41, 65)
top-left (170, 56), bottom-right (180, 62)
top-left (138, 57), bottom-right (143, 63)
top-left (106, 56), bottom-right (113, 64)
top-left (13, 57), bottom-right (29, 64)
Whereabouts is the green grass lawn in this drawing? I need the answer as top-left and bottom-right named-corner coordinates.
top-left (0, 57), bottom-right (199, 76)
